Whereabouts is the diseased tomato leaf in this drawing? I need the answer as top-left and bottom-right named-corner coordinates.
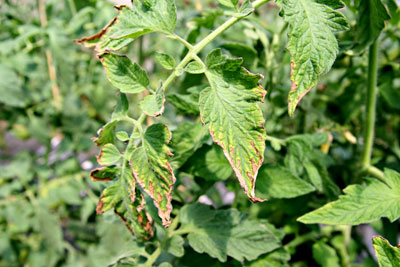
top-left (140, 84), bottom-right (165, 117)
top-left (199, 49), bottom-right (266, 202)
top-left (278, 0), bottom-right (349, 116)
top-left (76, 0), bottom-right (177, 52)
top-left (96, 172), bottom-right (154, 240)
top-left (130, 124), bottom-right (176, 227)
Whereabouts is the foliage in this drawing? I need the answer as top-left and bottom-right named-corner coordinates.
top-left (1, 0), bottom-right (399, 266)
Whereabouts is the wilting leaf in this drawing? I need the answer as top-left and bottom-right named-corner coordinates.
top-left (199, 49), bottom-right (266, 202)
top-left (76, 0), bottom-right (177, 52)
top-left (140, 84), bottom-right (165, 117)
top-left (298, 169), bottom-right (400, 225)
top-left (279, 0), bottom-right (349, 116)
top-left (356, 0), bottom-right (391, 49)
top-left (97, 175), bottom-right (153, 240)
top-left (100, 53), bottom-right (149, 94)
top-left (373, 236), bottom-right (400, 267)
top-left (90, 165), bottom-right (120, 182)
top-left (178, 203), bottom-right (281, 262)
top-left (130, 124), bottom-right (176, 227)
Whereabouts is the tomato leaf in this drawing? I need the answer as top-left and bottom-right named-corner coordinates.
top-left (200, 49), bottom-right (267, 202)
top-left (298, 169), bottom-right (400, 225)
top-left (130, 124), bottom-right (176, 227)
top-left (373, 236), bottom-right (400, 267)
top-left (278, 0), bottom-right (349, 116)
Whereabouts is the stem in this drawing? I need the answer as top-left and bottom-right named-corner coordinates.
top-left (144, 245), bottom-right (162, 267)
top-left (365, 165), bottom-right (386, 183)
top-left (265, 135), bottom-right (286, 146)
top-left (67, 0), bottom-right (77, 16)
top-left (37, 0), bottom-right (62, 110)
top-left (162, 0), bottom-right (269, 91)
top-left (361, 39), bottom-right (379, 168)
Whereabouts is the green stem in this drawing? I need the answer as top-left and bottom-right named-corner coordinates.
top-left (361, 39), bottom-right (379, 168)
top-left (163, 0), bottom-right (269, 91)
top-left (144, 245), bottom-right (162, 267)
top-left (68, 0), bottom-right (77, 16)
top-left (265, 135), bottom-right (286, 146)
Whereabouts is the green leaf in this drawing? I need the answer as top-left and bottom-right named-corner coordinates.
top-left (171, 122), bottom-right (210, 169)
top-left (279, 0), bottom-right (349, 116)
top-left (255, 166), bottom-right (315, 199)
top-left (156, 52), bottom-right (176, 70)
top-left (100, 53), bottom-right (149, 94)
top-left (170, 121), bottom-right (210, 169)
top-left (76, 1), bottom-right (177, 52)
top-left (373, 236), bottom-right (400, 267)
top-left (167, 85), bottom-right (205, 115)
top-left (0, 64), bottom-right (28, 107)
top-left (218, 0), bottom-right (239, 8)
top-left (178, 203), bottom-right (281, 262)
top-left (298, 169), bottom-right (400, 225)
top-left (140, 84), bottom-right (165, 117)
top-left (199, 49), bottom-right (266, 202)
top-left (97, 176), bottom-right (154, 240)
top-left (220, 42), bottom-right (258, 68)
top-left (245, 248), bottom-right (291, 267)
top-left (304, 160), bottom-right (323, 192)
top-left (90, 165), bottom-right (120, 182)
top-left (93, 121), bottom-right (118, 147)
top-left (116, 131), bottom-right (130, 142)
top-left (312, 241), bottom-right (341, 267)
top-left (186, 61), bottom-right (205, 74)
top-left (97, 144), bottom-right (121, 165)
top-left (130, 124), bottom-right (176, 227)
top-left (186, 145), bottom-right (233, 181)
top-left (112, 93), bottom-right (130, 120)
top-left (166, 235), bottom-right (185, 257)
top-left (356, 0), bottom-right (391, 49)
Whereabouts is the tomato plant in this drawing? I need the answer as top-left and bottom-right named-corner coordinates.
top-left (1, 0), bottom-right (400, 266)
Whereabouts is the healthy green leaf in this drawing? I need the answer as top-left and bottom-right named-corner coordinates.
top-left (156, 52), bottom-right (176, 70)
top-left (170, 121), bottom-right (210, 169)
top-left (112, 93), bottom-right (130, 120)
top-left (97, 144), bottom-right (121, 165)
top-left (200, 49), bottom-right (266, 202)
top-left (245, 248), bottom-right (291, 267)
top-left (116, 131), bottom-right (130, 142)
top-left (218, 0), bottom-right (239, 8)
top-left (373, 236), bottom-right (400, 267)
top-left (100, 53), bottom-right (149, 94)
top-left (255, 165), bottom-right (315, 199)
top-left (298, 169), bottom-right (400, 225)
top-left (186, 61), bottom-right (205, 74)
top-left (130, 124), bottom-right (176, 227)
top-left (312, 241), bottom-right (341, 267)
top-left (186, 145), bottom-right (233, 181)
top-left (356, 0), bottom-right (391, 49)
top-left (279, 0), bottom-right (349, 116)
top-left (140, 84), bottom-right (165, 117)
top-left (167, 85), bottom-right (205, 115)
top-left (178, 203), bottom-right (281, 262)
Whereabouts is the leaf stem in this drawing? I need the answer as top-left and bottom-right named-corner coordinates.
top-left (361, 39), bottom-right (379, 168)
top-left (163, 0), bottom-right (269, 91)
top-left (144, 245), bottom-right (162, 267)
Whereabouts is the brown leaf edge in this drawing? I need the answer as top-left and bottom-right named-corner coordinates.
top-left (74, 5), bottom-right (126, 51)
top-left (90, 166), bottom-right (118, 182)
top-left (288, 62), bottom-right (312, 117)
top-left (130, 127), bottom-right (176, 227)
top-left (201, 67), bottom-right (267, 203)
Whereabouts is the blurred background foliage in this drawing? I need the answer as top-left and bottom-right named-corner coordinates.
top-left (0, 0), bottom-right (399, 266)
